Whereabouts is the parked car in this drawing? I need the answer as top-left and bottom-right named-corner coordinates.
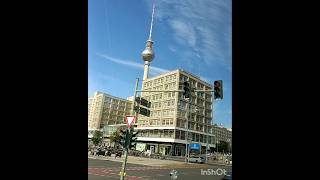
top-left (96, 148), bottom-right (106, 156)
top-left (188, 156), bottom-right (205, 163)
top-left (222, 171), bottom-right (232, 180)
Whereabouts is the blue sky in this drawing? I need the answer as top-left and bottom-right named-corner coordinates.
top-left (89, 0), bottom-right (232, 128)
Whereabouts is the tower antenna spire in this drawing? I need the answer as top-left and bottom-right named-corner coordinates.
top-left (148, 1), bottom-right (155, 41)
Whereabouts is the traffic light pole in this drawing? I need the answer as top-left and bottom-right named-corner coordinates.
top-left (184, 97), bottom-right (192, 163)
top-left (185, 100), bottom-right (189, 163)
top-left (120, 78), bottom-right (139, 180)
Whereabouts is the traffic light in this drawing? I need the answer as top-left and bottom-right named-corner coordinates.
top-left (214, 80), bottom-right (223, 100)
top-left (134, 97), bottom-right (151, 117)
top-left (129, 131), bottom-right (138, 150)
top-left (183, 81), bottom-right (191, 99)
top-left (118, 129), bottom-right (128, 148)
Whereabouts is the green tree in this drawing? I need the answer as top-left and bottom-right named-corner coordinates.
top-left (218, 141), bottom-right (230, 153)
top-left (109, 128), bottom-right (122, 146)
top-left (92, 130), bottom-right (103, 146)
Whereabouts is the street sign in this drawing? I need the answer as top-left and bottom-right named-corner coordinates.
top-left (134, 106), bottom-right (150, 117)
top-left (125, 116), bottom-right (136, 128)
top-left (139, 106), bottom-right (150, 116)
top-left (189, 143), bottom-right (200, 150)
top-left (135, 97), bottom-right (151, 108)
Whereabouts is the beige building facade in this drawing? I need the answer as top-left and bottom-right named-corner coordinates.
top-left (88, 91), bottom-right (133, 131)
top-left (212, 124), bottom-right (232, 146)
top-left (136, 69), bottom-right (216, 156)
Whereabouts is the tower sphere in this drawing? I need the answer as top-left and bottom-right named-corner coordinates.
top-left (141, 40), bottom-right (155, 62)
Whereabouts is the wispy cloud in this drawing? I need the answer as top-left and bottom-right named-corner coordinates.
top-left (168, 45), bottom-right (177, 53)
top-left (145, 0), bottom-right (232, 70)
top-left (169, 19), bottom-right (196, 48)
top-left (97, 53), bottom-right (169, 75)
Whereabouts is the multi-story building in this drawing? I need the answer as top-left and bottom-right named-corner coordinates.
top-left (212, 124), bottom-right (232, 147)
top-left (136, 69), bottom-right (215, 156)
top-left (88, 97), bottom-right (93, 111)
top-left (88, 91), bottom-right (133, 138)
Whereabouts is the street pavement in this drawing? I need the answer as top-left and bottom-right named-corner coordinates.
top-left (88, 154), bottom-right (231, 167)
top-left (88, 154), bottom-right (189, 167)
top-left (88, 156), bottom-right (232, 180)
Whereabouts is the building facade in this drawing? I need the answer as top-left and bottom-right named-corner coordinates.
top-left (212, 124), bottom-right (232, 147)
top-left (88, 91), bottom-right (133, 134)
top-left (136, 69), bottom-right (215, 156)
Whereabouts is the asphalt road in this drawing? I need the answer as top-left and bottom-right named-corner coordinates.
top-left (88, 158), bottom-right (232, 180)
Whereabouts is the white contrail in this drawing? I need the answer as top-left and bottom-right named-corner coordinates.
top-left (97, 53), bottom-right (169, 75)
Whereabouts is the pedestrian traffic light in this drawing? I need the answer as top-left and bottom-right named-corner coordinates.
top-left (118, 129), bottom-right (128, 148)
top-left (183, 81), bottom-right (191, 99)
top-left (129, 131), bottom-right (138, 150)
top-left (214, 80), bottom-right (223, 100)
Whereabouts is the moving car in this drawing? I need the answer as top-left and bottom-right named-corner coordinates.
top-left (188, 156), bottom-right (205, 163)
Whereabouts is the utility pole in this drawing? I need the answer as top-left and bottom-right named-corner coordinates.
top-left (119, 78), bottom-right (139, 180)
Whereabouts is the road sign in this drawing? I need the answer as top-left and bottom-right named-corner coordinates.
top-left (135, 97), bottom-right (151, 108)
top-left (134, 106), bottom-right (150, 117)
top-left (139, 106), bottom-right (150, 116)
top-left (189, 143), bottom-right (200, 150)
top-left (125, 116), bottom-right (136, 128)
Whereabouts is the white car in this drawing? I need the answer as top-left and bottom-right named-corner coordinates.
top-left (188, 156), bottom-right (205, 163)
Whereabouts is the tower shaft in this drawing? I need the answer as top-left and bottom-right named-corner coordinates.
top-left (143, 62), bottom-right (150, 80)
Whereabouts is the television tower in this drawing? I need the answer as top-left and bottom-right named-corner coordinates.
top-left (141, 1), bottom-right (156, 80)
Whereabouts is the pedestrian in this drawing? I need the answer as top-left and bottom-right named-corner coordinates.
top-left (94, 147), bottom-right (98, 157)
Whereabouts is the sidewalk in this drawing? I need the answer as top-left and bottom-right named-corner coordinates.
top-left (206, 160), bottom-right (232, 167)
top-left (89, 155), bottom-right (200, 167)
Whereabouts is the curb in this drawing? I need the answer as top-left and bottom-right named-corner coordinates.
top-left (89, 156), bottom-right (232, 167)
top-left (89, 156), bottom-right (187, 167)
